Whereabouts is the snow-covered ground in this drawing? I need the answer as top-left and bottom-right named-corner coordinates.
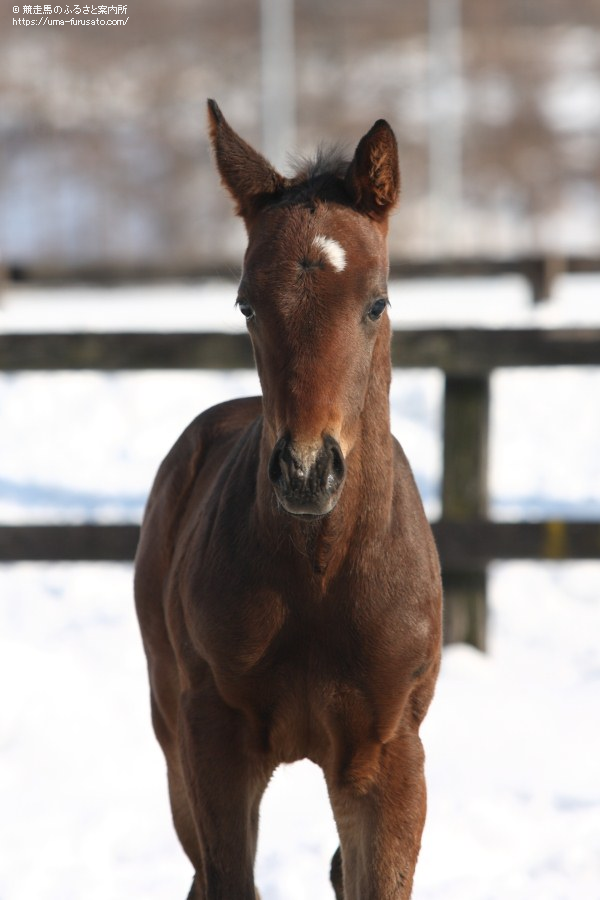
top-left (0, 276), bottom-right (599, 898)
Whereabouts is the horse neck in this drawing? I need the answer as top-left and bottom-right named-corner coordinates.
top-left (345, 322), bottom-right (395, 527)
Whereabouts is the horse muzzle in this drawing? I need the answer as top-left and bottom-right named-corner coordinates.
top-left (268, 434), bottom-right (347, 518)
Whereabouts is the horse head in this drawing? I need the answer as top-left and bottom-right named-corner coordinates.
top-left (207, 100), bottom-right (400, 518)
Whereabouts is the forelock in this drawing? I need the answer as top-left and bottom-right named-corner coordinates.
top-left (269, 145), bottom-right (352, 209)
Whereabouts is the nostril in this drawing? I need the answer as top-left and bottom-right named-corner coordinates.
top-left (268, 434), bottom-right (346, 515)
top-left (268, 438), bottom-right (286, 485)
top-left (329, 442), bottom-right (346, 481)
top-left (322, 435), bottom-right (346, 485)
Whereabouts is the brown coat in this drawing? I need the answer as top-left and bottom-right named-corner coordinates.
top-left (135, 101), bottom-right (442, 899)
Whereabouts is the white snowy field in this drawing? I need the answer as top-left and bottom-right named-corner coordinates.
top-left (0, 275), bottom-right (599, 899)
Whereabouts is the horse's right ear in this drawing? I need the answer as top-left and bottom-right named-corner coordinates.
top-left (207, 99), bottom-right (285, 223)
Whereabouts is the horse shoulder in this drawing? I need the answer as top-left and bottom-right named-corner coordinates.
top-left (135, 397), bottom-right (262, 605)
top-left (366, 436), bottom-right (442, 697)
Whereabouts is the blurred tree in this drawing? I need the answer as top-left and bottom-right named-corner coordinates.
top-left (1, 0), bottom-right (598, 264)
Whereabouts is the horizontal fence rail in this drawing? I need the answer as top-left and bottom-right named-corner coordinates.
top-left (2, 324), bottom-right (599, 649)
top-left (1, 328), bottom-right (600, 373)
top-left (5, 253), bottom-right (600, 302)
top-left (2, 521), bottom-right (599, 566)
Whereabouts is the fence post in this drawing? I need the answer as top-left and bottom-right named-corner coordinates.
top-left (441, 374), bottom-right (490, 649)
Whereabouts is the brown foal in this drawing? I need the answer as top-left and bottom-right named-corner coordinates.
top-left (134, 100), bottom-right (442, 899)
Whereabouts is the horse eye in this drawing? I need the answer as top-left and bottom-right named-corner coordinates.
top-left (367, 298), bottom-right (388, 321)
top-left (237, 300), bottom-right (255, 320)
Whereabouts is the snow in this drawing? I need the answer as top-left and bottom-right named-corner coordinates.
top-left (419, 563), bottom-right (600, 899)
top-left (0, 277), bottom-right (599, 898)
top-left (1, 562), bottom-right (598, 899)
top-left (3, 272), bottom-right (600, 333)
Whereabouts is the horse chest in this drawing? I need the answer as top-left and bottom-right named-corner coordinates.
top-left (185, 573), bottom-right (414, 764)
top-left (255, 626), bottom-right (408, 768)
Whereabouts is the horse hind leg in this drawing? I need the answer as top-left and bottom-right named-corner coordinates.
top-left (330, 846), bottom-right (344, 899)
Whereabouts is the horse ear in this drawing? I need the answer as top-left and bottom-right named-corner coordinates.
top-left (345, 119), bottom-right (400, 219)
top-left (207, 99), bottom-right (285, 222)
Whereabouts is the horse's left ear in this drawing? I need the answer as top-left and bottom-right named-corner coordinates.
top-left (345, 119), bottom-right (400, 219)
top-left (207, 99), bottom-right (285, 223)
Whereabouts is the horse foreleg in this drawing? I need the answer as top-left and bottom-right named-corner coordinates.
top-left (187, 877), bottom-right (262, 900)
top-left (178, 685), bottom-right (271, 900)
top-left (327, 728), bottom-right (427, 900)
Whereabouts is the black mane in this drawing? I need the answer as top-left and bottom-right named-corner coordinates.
top-left (273, 145), bottom-right (353, 209)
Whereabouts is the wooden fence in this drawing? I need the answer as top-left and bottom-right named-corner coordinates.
top-left (1, 323), bottom-right (599, 649)
top-left (5, 252), bottom-right (600, 302)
